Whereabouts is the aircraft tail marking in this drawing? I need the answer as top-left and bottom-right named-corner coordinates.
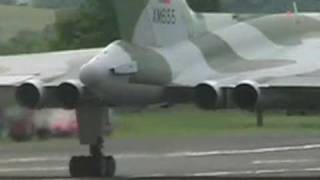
top-left (112, 0), bottom-right (196, 47)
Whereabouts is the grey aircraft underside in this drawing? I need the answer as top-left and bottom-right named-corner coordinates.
top-left (0, 0), bottom-right (319, 177)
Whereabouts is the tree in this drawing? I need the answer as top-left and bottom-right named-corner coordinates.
top-left (51, 0), bottom-right (119, 50)
top-left (187, 0), bottom-right (221, 12)
top-left (0, 0), bottom-right (15, 5)
top-left (32, 0), bottom-right (85, 9)
top-left (51, 0), bottom-right (223, 50)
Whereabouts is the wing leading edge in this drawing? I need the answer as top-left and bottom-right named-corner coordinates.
top-left (0, 48), bottom-right (101, 108)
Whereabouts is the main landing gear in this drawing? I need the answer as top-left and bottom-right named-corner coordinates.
top-left (69, 137), bottom-right (116, 177)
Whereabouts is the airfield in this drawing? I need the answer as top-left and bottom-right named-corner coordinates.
top-left (1, 1), bottom-right (320, 179)
top-left (1, 135), bottom-right (320, 179)
top-left (0, 106), bottom-right (320, 179)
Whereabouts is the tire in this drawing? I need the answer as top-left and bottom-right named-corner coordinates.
top-left (69, 156), bottom-right (116, 177)
top-left (105, 156), bottom-right (116, 177)
top-left (69, 156), bottom-right (91, 177)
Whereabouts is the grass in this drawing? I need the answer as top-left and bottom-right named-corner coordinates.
top-left (0, 5), bottom-right (55, 41)
top-left (112, 105), bottom-right (320, 138)
top-left (1, 105), bottom-right (320, 143)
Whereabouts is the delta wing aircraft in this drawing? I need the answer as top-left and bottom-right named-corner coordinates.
top-left (1, 0), bottom-right (320, 177)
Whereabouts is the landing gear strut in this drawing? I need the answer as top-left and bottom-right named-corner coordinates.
top-left (69, 137), bottom-right (116, 177)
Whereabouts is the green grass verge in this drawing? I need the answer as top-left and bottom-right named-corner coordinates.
top-left (112, 105), bottom-right (320, 138)
top-left (0, 5), bottom-right (55, 41)
top-left (2, 105), bottom-right (320, 143)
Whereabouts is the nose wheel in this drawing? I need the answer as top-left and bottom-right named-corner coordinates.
top-left (69, 138), bottom-right (116, 177)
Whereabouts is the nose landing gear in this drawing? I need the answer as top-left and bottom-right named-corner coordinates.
top-left (69, 137), bottom-right (116, 177)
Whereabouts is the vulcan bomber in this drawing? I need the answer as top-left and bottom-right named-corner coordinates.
top-left (0, 0), bottom-right (320, 177)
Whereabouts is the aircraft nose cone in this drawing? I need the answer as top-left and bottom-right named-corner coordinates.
top-left (80, 41), bottom-right (132, 88)
top-left (80, 62), bottom-right (108, 86)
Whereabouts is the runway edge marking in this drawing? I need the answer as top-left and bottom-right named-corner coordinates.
top-left (0, 166), bottom-right (67, 173)
top-left (133, 167), bottom-right (320, 178)
top-left (1, 143), bottom-right (320, 164)
top-left (252, 159), bottom-right (318, 165)
top-left (180, 143), bottom-right (320, 157)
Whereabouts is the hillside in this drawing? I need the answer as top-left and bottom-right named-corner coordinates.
top-left (0, 4), bottom-right (55, 42)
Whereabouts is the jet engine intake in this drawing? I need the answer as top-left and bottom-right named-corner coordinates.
top-left (16, 80), bottom-right (45, 109)
top-left (233, 81), bottom-right (260, 110)
top-left (194, 81), bottom-right (222, 110)
top-left (58, 80), bottom-right (84, 109)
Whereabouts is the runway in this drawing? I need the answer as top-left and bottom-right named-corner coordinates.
top-left (0, 134), bottom-right (320, 179)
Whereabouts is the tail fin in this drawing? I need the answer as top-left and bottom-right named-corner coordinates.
top-left (112, 0), bottom-right (195, 47)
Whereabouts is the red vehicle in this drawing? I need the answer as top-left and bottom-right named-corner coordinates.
top-left (50, 115), bottom-right (78, 137)
top-left (34, 109), bottom-right (79, 139)
top-left (9, 110), bottom-right (35, 142)
top-left (8, 109), bottom-right (78, 142)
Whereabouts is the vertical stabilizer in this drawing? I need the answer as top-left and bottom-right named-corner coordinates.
top-left (113, 0), bottom-right (195, 47)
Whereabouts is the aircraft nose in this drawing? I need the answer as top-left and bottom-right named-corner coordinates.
top-left (80, 61), bottom-right (109, 86)
top-left (80, 41), bottom-right (133, 89)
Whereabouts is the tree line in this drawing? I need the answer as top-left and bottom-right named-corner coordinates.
top-left (47, 0), bottom-right (320, 51)
top-left (46, 0), bottom-right (222, 51)
top-left (1, 0), bottom-right (320, 55)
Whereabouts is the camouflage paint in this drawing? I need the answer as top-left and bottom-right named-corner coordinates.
top-left (5, 0), bottom-right (320, 148)
top-left (117, 41), bottom-right (172, 85)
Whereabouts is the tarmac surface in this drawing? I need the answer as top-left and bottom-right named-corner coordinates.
top-left (0, 134), bottom-right (320, 179)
